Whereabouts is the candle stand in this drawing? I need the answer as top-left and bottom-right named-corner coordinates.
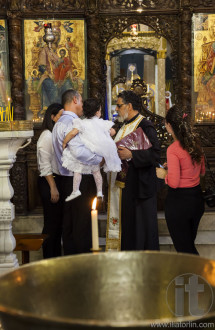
top-left (0, 121), bottom-right (33, 275)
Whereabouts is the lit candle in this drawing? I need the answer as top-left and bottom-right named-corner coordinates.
top-left (8, 98), bottom-right (13, 121)
top-left (91, 197), bottom-right (99, 250)
top-left (6, 106), bottom-right (9, 121)
top-left (0, 107), bottom-right (2, 121)
top-left (11, 105), bottom-right (13, 121)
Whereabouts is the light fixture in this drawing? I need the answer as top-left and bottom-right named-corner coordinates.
top-left (137, 7), bottom-right (143, 13)
top-left (136, 0), bottom-right (144, 13)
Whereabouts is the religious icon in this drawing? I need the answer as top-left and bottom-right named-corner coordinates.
top-left (24, 19), bottom-right (86, 121)
top-left (0, 20), bottom-right (10, 113)
top-left (193, 14), bottom-right (215, 123)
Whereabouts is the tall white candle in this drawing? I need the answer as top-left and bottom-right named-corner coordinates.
top-left (91, 197), bottom-right (99, 250)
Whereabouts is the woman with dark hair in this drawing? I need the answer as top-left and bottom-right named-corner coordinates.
top-left (61, 98), bottom-right (121, 201)
top-left (156, 105), bottom-right (205, 255)
top-left (37, 103), bottom-right (64, 258)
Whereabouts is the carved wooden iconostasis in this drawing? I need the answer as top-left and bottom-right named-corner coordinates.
top-left (0, 0), bottom-right (214, 214)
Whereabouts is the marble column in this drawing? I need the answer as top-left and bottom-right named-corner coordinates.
top-left (155, 50), bottom-right (166, 117)
top-left (0, 122), bottom-right (33, 275)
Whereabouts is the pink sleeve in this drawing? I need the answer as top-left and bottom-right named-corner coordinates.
top-left (200, 156), bottom-right (205, 176)
top-left (165, 147), bottom-right (180, 188)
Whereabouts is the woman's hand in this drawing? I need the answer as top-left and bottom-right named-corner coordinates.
top-left (156, 167), bottom-right (167, 180)
top-left (163, 162), bottom-right (168, 169)
top-left (50, 186), bottom-right (60, 203)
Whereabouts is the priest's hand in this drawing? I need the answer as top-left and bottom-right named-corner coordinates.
top-left (118, 147), bottom-right (132, 160)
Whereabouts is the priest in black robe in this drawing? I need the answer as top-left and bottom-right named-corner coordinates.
top-left (106, 90), bottom-right (160, 251)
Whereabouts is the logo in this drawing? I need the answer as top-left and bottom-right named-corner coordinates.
top-left (166, 273), bottom-right (214, 317)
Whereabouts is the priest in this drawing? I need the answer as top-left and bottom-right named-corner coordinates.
top-left (106, 90), bottom-right (160, 251)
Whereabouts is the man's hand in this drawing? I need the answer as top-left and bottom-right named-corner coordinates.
top-left (118, 147), bottom-right (132, 160)
top-left (50, 186), bottom-right (60, 203)
top-left (110, 128), bottom-right (116, 137)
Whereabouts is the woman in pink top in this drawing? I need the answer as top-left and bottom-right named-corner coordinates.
top-left (156, 106), bottom-right (205, 255)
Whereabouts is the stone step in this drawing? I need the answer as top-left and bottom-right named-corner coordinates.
top-left (98, 212), bottom-right (215, 259)
top-left (99, 211), bottom-right (215, 237)
top-left (154, 211), bottom-right (215, 260)
top-left (13, 211), bottom-right (215, 241)
top-left (12, 211), bottom-right (215, 262)
top-left (157, 211), bottom-right (215, 243)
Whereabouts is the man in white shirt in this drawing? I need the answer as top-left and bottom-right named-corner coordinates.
top-left (52, 89), bottom-right (102, 254)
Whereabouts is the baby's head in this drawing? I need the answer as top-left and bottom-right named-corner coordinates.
top-left (83, 98), bottom-right (102, 119)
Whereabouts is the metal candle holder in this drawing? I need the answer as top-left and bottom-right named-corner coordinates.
top-left (43, 23), bottom-right (55, 49)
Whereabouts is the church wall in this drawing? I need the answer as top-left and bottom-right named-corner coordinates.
top-left (0, 0), bottom-right (214, 213)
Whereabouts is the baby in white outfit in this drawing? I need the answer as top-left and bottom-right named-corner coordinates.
top-left (62, 98), bottom-right (121, 201)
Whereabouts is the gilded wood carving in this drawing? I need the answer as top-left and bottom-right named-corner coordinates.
top-left (1, 0), bottom-right (214, 213)
top-left (180, 9), bottom-right (192, 115)
top-left (9, 0), bottom-right (85, 11)
top-left (98, 14), bottom-right (180, 105)
top-left (99, 0), bottom-right (178, 10)
top-left (8, 19), bottom-right (25, 120)
top-left (181, 0), bottom-right (214, 7)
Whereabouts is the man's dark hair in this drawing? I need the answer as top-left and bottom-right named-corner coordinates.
top-left (118, 90), bottom-right (142, 111)
top-left (41, 103), bottom-right (63, 132)
top-left (61, 89), bottom-right (80, 108)
top-left (83, 98), bottom-right (101, 119)
top-left (166, 105), bottom-right (203, 164)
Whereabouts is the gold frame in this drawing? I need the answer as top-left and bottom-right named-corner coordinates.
top-left (24, 19), bottom-right (86, 121)
top-left (193, 13), bottom-right (215, 123)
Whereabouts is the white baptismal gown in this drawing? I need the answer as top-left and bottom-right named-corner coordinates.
top-left (62, 116), bottom-right (121, 174)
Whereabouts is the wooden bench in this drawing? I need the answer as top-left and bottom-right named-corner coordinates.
top-left (14, 234), bottom-right (48, 264)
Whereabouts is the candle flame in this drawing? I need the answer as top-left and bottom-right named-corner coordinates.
top-left (92, 197), bottom-right (97, 210)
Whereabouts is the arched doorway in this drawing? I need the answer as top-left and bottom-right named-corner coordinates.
top-left (105, 23), bottom-right (175, 120)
